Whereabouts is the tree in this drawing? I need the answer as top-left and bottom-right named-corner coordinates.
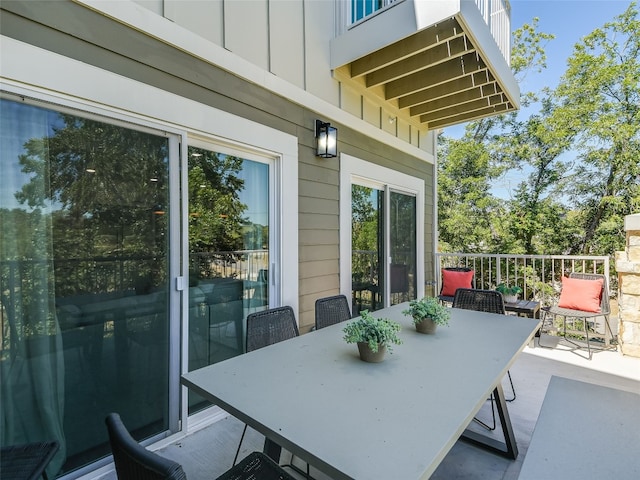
top-left (187, 147), bottom-right (247, 253)
top-left (438, 19), bottom-right (557, 254)
top-left (437, 137), bottom-right (503, 252)
top-left (497, 97), bottom-right (579, 255)
top-left (351, 185), bottom-right (380, 283)
top-left (439, 5), bottom-right (639, 259)
top-left (551, 1), bottom-right (640, 255)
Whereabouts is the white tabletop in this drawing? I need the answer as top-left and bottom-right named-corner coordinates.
top-left (518, 376), bottom-right (640, 479)
top-left (182, 303), bottom-right (540, 480)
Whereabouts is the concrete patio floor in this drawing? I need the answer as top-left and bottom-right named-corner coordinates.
top-left (142, 336), bottom-right (640, 480)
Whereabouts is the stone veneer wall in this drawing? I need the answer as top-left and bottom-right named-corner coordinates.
top-left (615, 213), bottom-right (640, 357)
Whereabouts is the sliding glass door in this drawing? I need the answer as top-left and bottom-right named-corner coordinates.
top-left (350, 185), bottom-right (417, 313)
top-left (389, 191), bottom-right (417, 305)
top-left (1, 97), bottom-right (174, 475)
top-left (342, 155), bottom-right (424, 315)
top-left (186, 142), bottom-right (272, 414)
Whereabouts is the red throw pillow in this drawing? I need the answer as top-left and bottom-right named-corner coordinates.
top-left (441, 269), bottom-right (474, 297)
top-left (557, 276), bottom-right (603, 313)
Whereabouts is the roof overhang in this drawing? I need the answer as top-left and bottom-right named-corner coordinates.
top-left (330, 0), bottom-right (520, 130)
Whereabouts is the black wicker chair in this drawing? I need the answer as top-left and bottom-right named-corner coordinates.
top-left (106, 413), bottom-right (295, 480)
top-left (235, 307), bottom-right (307, 476)
top-left (0, 441), bottom-right (59, 480)
top-left (315, 295), bottom-right (352, 330)
top-left (541, 272), bottom-right (613, 360)
top-left (452, 288), bottom-right (516, 430)
top-left (245, 306), bottom-right (299, 352)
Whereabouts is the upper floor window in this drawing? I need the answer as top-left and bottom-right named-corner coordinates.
top-left (351, 0), bottom-right (399, 24)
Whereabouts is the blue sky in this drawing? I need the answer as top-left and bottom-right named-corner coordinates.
top-left (510, 0), bottom-right (631, 93)
top-left (444, 0), bottom-right (633, 196)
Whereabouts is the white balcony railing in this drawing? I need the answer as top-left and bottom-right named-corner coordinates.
top-left (434, 253), bottom-right (611, 307)
top-left (475, 0), bottom-right (511, 65)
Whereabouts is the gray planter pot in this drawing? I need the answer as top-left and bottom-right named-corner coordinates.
top-left (415, 317), bottom-right (437, 334)
top-left (357, 342), bottom-right (387, 362)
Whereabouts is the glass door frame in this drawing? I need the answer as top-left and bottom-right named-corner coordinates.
top-left (179, 133), bottom-right (298, 428)
top-left (339, 154), bottom-right (425, 308)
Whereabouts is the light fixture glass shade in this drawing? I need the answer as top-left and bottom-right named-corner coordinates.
top-left (315, 120), bottom-right (338, 158)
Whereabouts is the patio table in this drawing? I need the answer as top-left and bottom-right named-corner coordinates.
top-left (182, 303), bottom-right (540, 480)
top-left (504, 299), bottom-right (540, 319)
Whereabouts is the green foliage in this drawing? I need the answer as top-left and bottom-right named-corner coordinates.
top-left (438, 6), bottom-right (639, 262)
top-left (437, 137), bottom-right (502, 253)
top-left (402, 297), bottom-right (450, 326)
top-left (342, 310), bottom-right (402, 353)
top-left (550, 1), bottom-right (640, 255)
top-left (495, 283), bottom-right (523, 296)
top-left (188, 147), bottom-right (247, 253)
top-left (351, 185), bottom-right (381, 287)
top-left (522, 266), bottom-right (557, 306)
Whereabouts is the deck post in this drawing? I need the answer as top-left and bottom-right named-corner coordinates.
top-left (615, 213), bottom-right (640, 357)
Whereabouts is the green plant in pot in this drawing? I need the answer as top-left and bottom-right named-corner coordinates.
top-left (496, 283), bottom-right (523, 303)
top-left (342, 310), bottom-right (402, 362)
top-left (402, 297), bottom-right (450, 334)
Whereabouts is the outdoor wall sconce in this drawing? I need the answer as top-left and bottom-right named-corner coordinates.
top-left (315, 120), bottom-right (338, 158)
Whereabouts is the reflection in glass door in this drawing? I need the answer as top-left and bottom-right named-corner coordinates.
top-left (351, 185), bottom-right (384, 314)
top-left (187, 145), bottom-right (269, 414)
top-left (390, 191), bottom-right (416, 305)
top-left (0, 97), bottom-right (173, 475)
top-left (350, 185), bottom-right (417, 314)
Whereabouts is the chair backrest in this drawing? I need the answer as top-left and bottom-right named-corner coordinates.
top-left (246, 306), bottom-right (299, 352)
top-left (315, 295), bottom-right (352, 330)
top-left (105, 413), bottom-right (187, 480)
top-left (568, 272), bottom-right (610, 315)
top-left (452, 288), bottom-right (505, 314)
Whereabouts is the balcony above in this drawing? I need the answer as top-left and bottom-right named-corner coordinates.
top-left (331, 0), bottom-right (520, 130)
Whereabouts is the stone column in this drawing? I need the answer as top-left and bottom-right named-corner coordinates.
top-left (615, 214), bottom-right (640, 357)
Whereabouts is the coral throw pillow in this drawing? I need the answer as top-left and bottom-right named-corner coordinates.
top-left (557, 276), bottom-right (603, 313)
top-left (441, 269), bottom-right (474, 297)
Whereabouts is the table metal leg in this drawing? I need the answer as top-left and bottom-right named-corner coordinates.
top-left (263, 438), bottom-right (282, 463)
top-left (263, 439), bottom-right (312, 479)
top-left (461, 382), bottom-right (518, 459)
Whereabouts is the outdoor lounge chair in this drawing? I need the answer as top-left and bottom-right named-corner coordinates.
top-left (453, 288), bottom-right (516, 430)
top-left (105, 413), bottom-right (295, 480)
top-left (540, 272), bottom-right (613, 360)
top-left (315, 294), bottom-right (352, 330)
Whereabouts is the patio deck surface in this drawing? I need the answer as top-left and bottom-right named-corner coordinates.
top-left (105, 335), bottom-right (640, 480)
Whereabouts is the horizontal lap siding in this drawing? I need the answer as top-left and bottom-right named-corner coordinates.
top-left (298, 154), bottom-right (341, 331)
top-left (298, 125), bottom-right (434, 332)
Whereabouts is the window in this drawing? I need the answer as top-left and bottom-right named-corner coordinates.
top-left (351, 0), bottom-right (399, 24)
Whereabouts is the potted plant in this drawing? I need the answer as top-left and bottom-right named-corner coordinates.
top-left (402, 297), bottom-right (450, 334)
top-left (496, 283), bottom-right (523, 303)
top-left (342, 310), bottom-right (402, 362)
